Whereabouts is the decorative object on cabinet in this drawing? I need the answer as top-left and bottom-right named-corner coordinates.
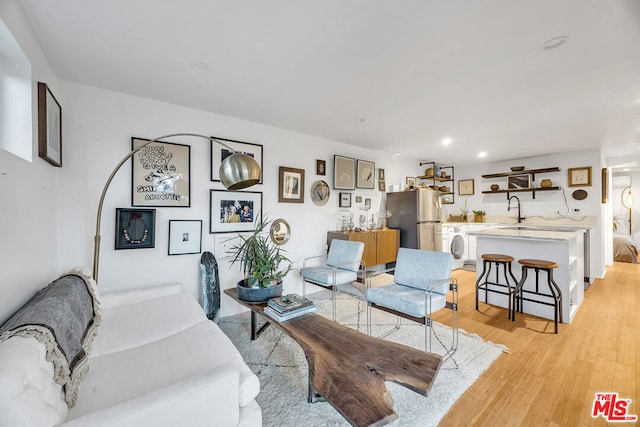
top-left (327, 228), bottom-right (400, 267)
top-left (417, 161), bottom-right (455, 204)
top-left (278, 166), bottom-right (305, 203)
top-left (601, 167), bottom-right (608, 204)
top-left (378, 168), bottom-right (385, 180)
top-left (37, 82), bottom-right (62, 167)
top-left (316, 159), bottom-right (326, 176)
top-left (458, 179), bottom-right (474, 195)
top-left (481, 167), bottom-right (560, 199)
top-left (356, 159), bottom-right (375, 189)
top-left (378, 180), bottom-right (386, 191)
top-left (334, 155), bottom-right (356, 190)
top-left (472, 210), bottom-right (486, 223)
top-left (131, 137), bottom-right (191, 207)
top-left (209, 190), bottom-right (262, 233)
top-left (406, 176), bottom-right (416, 188)
top-left (270, 218), bottom-right (291, 245)
top-left (310, 180), bottom-right (330, 206)
top-left (115, 208), bottom-right (156, 250)
top-left (210, 136), bottom-right (263, 184)
top-left (460, 199), bottom-right (469, 222)
top-left (572, 189), bottom-right (588, 200)
top-left (510, 166), bottom-right (525, 172)
top-left (168, 220), bottom-right (202, 255)
top-left (339, 192), bottom-right (352, 208)
top-left (568, 166), bottom-right (592, 187)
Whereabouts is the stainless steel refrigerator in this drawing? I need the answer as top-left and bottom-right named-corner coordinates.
top-left (387, 188), bottom-right (443, 251)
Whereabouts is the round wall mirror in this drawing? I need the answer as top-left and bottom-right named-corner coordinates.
top-left (270, 218), bottom-right (291, 245)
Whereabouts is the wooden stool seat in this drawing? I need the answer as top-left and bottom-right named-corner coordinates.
top-left (518, 259), bottom-right (558, 269)
top-left (482, 254), bottom-right (515, 263)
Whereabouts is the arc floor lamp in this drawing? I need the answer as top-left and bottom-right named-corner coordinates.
top-left (92, 132), bottom-right (261, 282)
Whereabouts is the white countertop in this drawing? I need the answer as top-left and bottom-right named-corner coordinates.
top-left (468, 227), bottom-right (583, 241)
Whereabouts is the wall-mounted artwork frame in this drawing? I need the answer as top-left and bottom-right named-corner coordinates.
top-left (568, 166), bottom-right (592, 187)
top-left (378, 181), bottom-right (386, 191)
top-left (210, 136), bottom-right (263, 184)
top-left (334, 155), bottom-right (355, 190)
top-left (508, 174), bottom-right (531, 190)
top-left (37, 82), bottom-right (62, 167)
top-left (316, 159), bottom-right (326, 176)
top-left (131, 137), bottom-right (190, 207)
top-left (339, 192), bottom-right (352, 208)
top-left (356, 159), bottom-right (375, 189)
top-left (115, 208), bottom-right (156, 250)
top-left (406, 176), bottom-right (416, 187)
top-left (209, 190), bottom-right (262, 233)
top-left (379, 168), bottom-right (385, 180)
top-left (278, 166), bottom-right (305, 203)
top-left (458, 179), bottom-right (475, 195)
top-left (168, 220), bottom-right (202, 255)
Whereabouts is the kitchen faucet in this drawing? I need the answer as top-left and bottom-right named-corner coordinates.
top-left (508, 195), bottom-right (525, 223)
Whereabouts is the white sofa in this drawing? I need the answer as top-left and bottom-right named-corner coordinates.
top-left (0, 271), bottom-right (261, 427)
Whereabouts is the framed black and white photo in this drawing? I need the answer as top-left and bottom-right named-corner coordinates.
top-left (339, 192), bottom-right (352, 208)
top-left (508, 174), bottom-right (531, 190)
top-left (209, 190), bottom-right (262, 233)
top-left (316, 159), bottom-right (326, 176)
top-left (334, 155), bottom-right (355, 190)
top-left (115, 208), bottom-right (156, 250)
top-left (131, 137), bottom-right (191, 207)
top-left (356, 159), bottom-right (375, 189)
top-left (279, 166), bottom-right (305, 203)
top-left (168, 220), bottom-right (202, 255)
top-left (37, 82), bottom-right (62, 167)
top-left (211, 136), bottom-right (263, 184)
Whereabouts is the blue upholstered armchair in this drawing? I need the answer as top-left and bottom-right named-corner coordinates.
top-left (366, 248), bottom-right (458, 358)
top-left (299, 239), bottom-right (365, 322)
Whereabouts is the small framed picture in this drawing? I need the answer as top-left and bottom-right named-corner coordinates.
top-left (334, 155), bottom-right (355, 190)
top-left (279, 166), bottom-right (305, 203)
top-left (356, 159), bottom-right (375, 189)
top-left (378, 181), bottom-right (386, 191)
top-left (211, 137), bottom-right (263, 184)
top-left (168, 220), bottom-right (202, 255)
top-left (378, 168), bottom-right (385, 180)
top-left (458, 179), bottom-right (475, 195)
top-left (568, 166), bottom-right (592, 187)
top-left (355, 195), bottom-right (363, 203)
top-left (316, 159), bottom-right (326, 176)
top-left (37, 82), bottom-right (62, 167)
top-left (115, 208), bottom-right (156, 250)
top-left (339, 192), bottom-right (352, 208)
top-left (508, 174), bottom-right (531, 190)
top-left (406, 176), bottom-right (416, 187)
top-left (210, 190), bottom-right (262, 233)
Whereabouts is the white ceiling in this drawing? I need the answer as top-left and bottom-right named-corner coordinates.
top-left (15, 0), bottom-right (640, 167)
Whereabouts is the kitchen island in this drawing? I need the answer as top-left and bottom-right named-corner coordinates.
top-left (468, 226), bottom-right (584, 323)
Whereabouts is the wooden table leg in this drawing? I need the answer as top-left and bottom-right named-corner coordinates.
top-left (251, 310), bottom-right (270, 340)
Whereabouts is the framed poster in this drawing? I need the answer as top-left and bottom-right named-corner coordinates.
top-left (37, 82), bottom-right (62, 167)
top-left (211, 136), bottom-right (263, 184)
top-left (209, 190), bottom-right (262, 233)
top-left (334, 155), bottom-right (355, 190)
top-left (168, 220), bottom-right (202, 255)
top-left (115, 208), bottom-right (156, 250)
top-left (356, 159), bottom-right (375, 189)
top-left (568, 166), bottom-right (592, 187)
top-left (339, 192), bottom-right (352, 208)
top-left (278, 166), bottom-right (305, 203)
top-left (458, 179), bottom-right (475, 195)
top-left (131, 137), bottom-right (191, 207)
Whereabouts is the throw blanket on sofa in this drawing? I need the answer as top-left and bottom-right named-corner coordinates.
top-left (0, 273), bottom-right (100, 407)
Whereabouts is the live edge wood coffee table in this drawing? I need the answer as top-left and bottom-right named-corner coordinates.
top-left (225, 288), bottom-right (443, 427)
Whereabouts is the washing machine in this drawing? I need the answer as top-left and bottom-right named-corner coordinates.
top-left (442, 225), bottom-right (468, 269)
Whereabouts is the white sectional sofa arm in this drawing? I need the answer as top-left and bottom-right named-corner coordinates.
top-left (59, 365), bottom-right (246, 427)
top-left (99, 283), bottom-right (183, 309)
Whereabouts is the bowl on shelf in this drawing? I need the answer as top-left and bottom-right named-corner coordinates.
top-left (540, 179), bottom-right (552, 188)
top-left (490, 184), bottom-right (500, 191)
top-left (510, 166), bottom-right (525, 172)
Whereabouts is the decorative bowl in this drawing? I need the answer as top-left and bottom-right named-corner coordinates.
top-left (510, 166), bottom-right (525, 172)
top-left (540, 179), bottom-right (552, 188)
top-left (491, 184), bottom-right (500, 191)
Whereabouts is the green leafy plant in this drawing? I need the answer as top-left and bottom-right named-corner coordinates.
top-left (473, 210), bottom-right (486, 216)
top-left (227, 217), bottom-right (293, 288)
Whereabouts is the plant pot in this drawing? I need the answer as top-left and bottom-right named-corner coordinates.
top-left (236, 278), bottom-right (283, 302)
top-left (474, 215), bottom-right (484, 223)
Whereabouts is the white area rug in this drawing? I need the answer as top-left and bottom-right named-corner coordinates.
top-left (219, 290), bottom-right (508, 427)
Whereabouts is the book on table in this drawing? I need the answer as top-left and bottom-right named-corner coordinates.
top-left (263, 304), bottom-right (316, 322)
top-left (268, 294), bottom-right (314, 314)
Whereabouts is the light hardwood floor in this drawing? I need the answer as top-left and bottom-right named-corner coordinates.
top-left (434, 261), bottom-right (639, 426)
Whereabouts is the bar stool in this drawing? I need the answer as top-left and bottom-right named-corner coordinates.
top-left (512, 259), bottom-right (563, 334)
top-left (475, 253), bottom-right (518, 318)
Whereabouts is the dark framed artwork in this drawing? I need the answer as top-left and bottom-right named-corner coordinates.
top-left (356, 159), bottom-right (375, 189)
top-left (339, 192), bottom-right (352, 208)
top-left (316, 159), bottom-right (326, 176)
top-left (131, 137), bottom-right (190, 207)
top-left (378, 181), bottom-right (386, 191)
top-left (211, 136), bottom-right (263, 184)
top-left (210, 190), bottom-right (262, 233)
top-left (379, 168), bottom-right (385, 180)
top-left (508, 174), bottom-right (531, 190)
top-left (334, 155), bottom-right (355, 190)
top-left (168, 220), bottom-right (202, 255)
top-left (278, 166), bottom-right (305, 203)
top-left (37, 82), bottom-right (62, 167)
top-left (115, 208), bottom-right (156, 250)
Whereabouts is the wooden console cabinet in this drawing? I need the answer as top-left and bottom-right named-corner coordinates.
top-left (327, 229), bottom-right (400, 267)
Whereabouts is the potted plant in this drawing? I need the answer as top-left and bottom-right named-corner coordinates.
top-left (460, 199), bottom-right (469, 222)
top-left (473, 210), bottom-right (486, 223)
top-left (227, 217), bottom-right (293, 302)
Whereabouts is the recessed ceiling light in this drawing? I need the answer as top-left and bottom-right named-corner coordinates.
top-left (354, 118), bottom-right (367, 124)
top-left (191, 62), bottom-right (212, 73)
top-left (477, 152), bottom-right (487, 158)
top-left (442, 138), bottom-right (452, 146)
top-left (540, 36), bottom-right (570, 50)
